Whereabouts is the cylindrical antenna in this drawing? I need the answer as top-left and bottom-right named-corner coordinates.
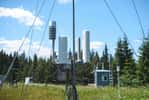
top-left (49, 21), bottom-right (56, 60)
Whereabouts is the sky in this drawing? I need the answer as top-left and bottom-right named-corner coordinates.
top-left (0, 0), bottom-right (149, 58)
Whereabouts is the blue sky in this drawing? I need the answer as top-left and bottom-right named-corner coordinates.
top-left (0, 0), bottom-right (149, 58)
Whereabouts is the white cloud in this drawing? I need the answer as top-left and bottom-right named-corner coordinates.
top-left (90, 41), bottom-right (104, 50)
top-left (0, 38), bottom-right (52, 58)
top-left (0, 7), bottom-right (43, 27)
top-left (58, 0), bottom-right (72, 4)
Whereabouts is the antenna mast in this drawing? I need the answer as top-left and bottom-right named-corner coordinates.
top-left (72, 0), bottom-right (78, 99)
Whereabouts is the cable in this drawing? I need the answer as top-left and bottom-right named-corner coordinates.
top-left (20, 0), bottom-right (56, 97)
top-left (3, 0), bottom-right (46, 84)
top-left (37, 0), bottom-right (56, 53)
top-left (19, 0), bottom-right (41, 98)
top-left (27, 30), bottom-right (33, 56)
top-left (27, 0), bottom-right (56, 82)
top-left (104, 0), bottom-right (139, 57)
top-left (19, 0), bottom-right (53, 97)
top-left (131, 0), bottom-right (145, 40)
top-left (104, 0), bottom-right (127, 36)
top-left (2, 0), bottom-right (47, 84)
top-left (1, 0), bottom-right (46, 97)
top-left (27, 0), bottom-right (40, 56)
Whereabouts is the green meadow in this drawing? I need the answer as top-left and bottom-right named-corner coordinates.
top-left (0, 84), bottom-right (149, 100)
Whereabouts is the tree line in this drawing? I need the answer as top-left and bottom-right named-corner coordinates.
top-left (0, 34), bottom-right (149, 86)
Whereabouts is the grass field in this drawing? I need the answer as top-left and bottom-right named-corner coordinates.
top-left (0, 84), bottom-right (149, 100)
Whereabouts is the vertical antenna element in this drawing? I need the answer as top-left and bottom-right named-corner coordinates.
top-left (49, 21), bottom-right (56, 60)
top-left (72, 0), bottom-right (78, 99)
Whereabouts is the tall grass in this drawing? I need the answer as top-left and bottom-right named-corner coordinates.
top-left (0, 84), bottom-right (149, 100)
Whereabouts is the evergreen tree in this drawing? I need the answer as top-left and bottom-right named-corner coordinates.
top-left (17, 52), bottom-right (27, 82)
top-left (90, 51), bottom-right (100, 69)
top-left (115, 38), bottom-right (124, 72)
top-left (0, 50), bottom-right (8, 74)
top-left (137, 35), bottom-right (149, 84)
top-left (32, 54), bottom-right (38, 82)
top-left (76, 63), bottom-right (93, 84)
top-left (121, 36), bottom-right (136, 85)
top-left (47, 58), bottom-right (57, 83)
top-left (94, 52), bottom-right (100, 67)
top-left (101, 44), bottom-right (109, 69)
top-left (114, 37), bottom-right (136, 85)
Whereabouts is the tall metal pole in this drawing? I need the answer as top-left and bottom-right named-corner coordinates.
top-left (72, 0), bottom-right (77, 99)
top-left (109, 54), bottom-right (113, 86)
top-left (52, 39), bottom-right (55, 60)
top-left (109, 54), bottom-right (111, 85)
top-left (117, 65), bottom-right (121, 98)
